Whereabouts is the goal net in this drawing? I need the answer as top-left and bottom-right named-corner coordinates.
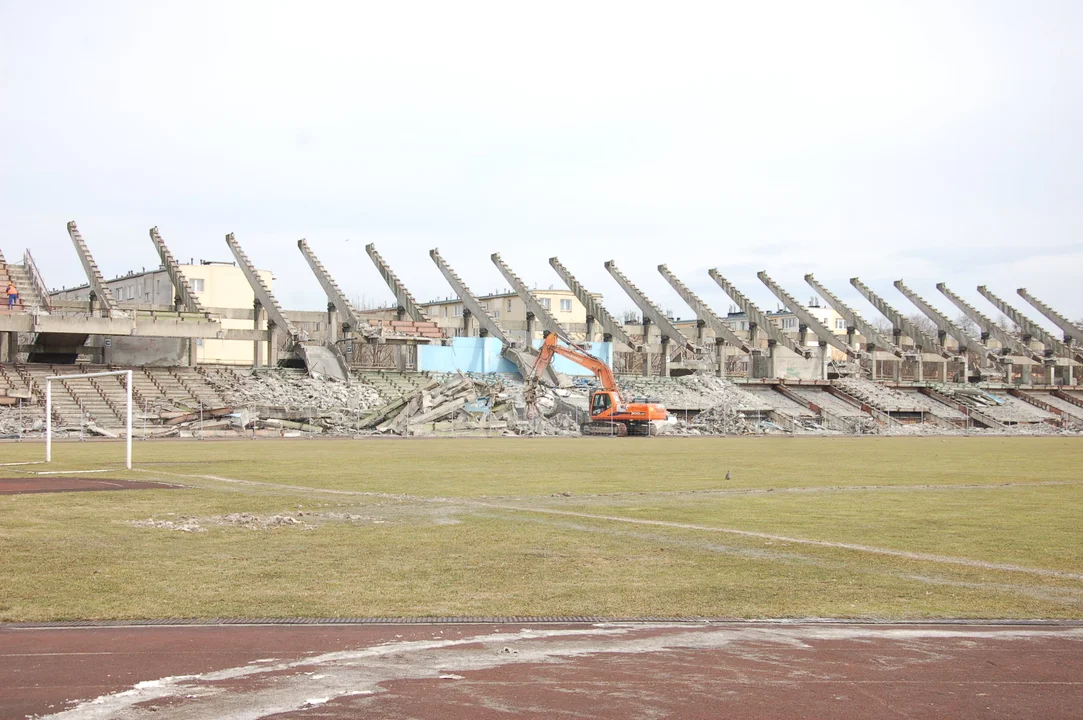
top-left (45, 370), bottom-right (133, 470)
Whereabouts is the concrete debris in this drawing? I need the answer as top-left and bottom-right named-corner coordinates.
top-left (3, 364), bottom-right (1082, 439)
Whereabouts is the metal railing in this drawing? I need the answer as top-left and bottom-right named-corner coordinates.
top-left (22, 249), bottom-right (52, 312)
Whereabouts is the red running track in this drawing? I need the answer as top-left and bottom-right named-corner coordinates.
top-left (3, 621), bottom-right (1081, 719)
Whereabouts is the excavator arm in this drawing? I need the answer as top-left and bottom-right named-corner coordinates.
top-left (530, 332), bottom-right (618, 391)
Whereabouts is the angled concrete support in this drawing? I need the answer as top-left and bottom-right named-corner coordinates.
top-left (757, 271), bottom-right (858, 359)
top-left (1017, 288), bottom-right (1083, 346)
top-left (149, 227), bottom-right (206, 314)
top-left (549, 257), bottom-right (638, 349)
top-left (605, 260), bottom-right (697, 356)
top-left (66, 221), bottom-right (117, 316)
top-left (226, 234), bottom-right (298, 341)
top-left (978, 286), bottom-right (1081, 364)
top-left (658, 265), bottom-right (752, 353)
top-left (708, 270), bottom-right (810, 359)
top-left (937, 283), bottom-right (1044, 365)
top-left (365, 244), bottom-right (431, 323)
top-left (298, 239), bottom-right (363, 333)
top-left (805, 274), bottom-right (901, 356)
top-left (491, 253), bottom-right (568, 340)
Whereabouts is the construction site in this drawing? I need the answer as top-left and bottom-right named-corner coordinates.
top-left (1, 222), bottom-right (1082, 441)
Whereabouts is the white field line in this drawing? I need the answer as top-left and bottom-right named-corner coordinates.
top-left (130, 468), bottom-right (1082, 583)
top-left (0, 461), bottom-right (47, 467)
top-left (476, 502), bottom-right (1083, 582)
top-left (29, 469), bottom-right (116, 475)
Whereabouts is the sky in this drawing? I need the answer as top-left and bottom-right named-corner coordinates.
top-left (1, 1), bottom-right (1080, 331)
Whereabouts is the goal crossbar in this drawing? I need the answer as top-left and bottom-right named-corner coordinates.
top-left (45, 370), bottom-right (132, 470)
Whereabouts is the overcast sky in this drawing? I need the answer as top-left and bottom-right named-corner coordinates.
top-left (2, 1), bottom-right (1080, 331)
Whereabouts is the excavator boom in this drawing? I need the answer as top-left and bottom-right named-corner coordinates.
top-left (528, 332), bottom-right (669, 435)
top-left (531, 332), bottom-right (618, 391)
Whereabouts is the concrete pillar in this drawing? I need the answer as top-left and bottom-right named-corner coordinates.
top-left (915, 359), bottom-right (924, 382)
top-left (267, 323), bottom-right (279, 367)
top-left (660, 337), bottom-right (671, 377)
top-left (642, 318), bottom-right (652, 377)
top-left (1021, 362), bottom-right (1032, 385)
top-left (462, 309), bottom-right (472, 337)
top-left (586, 315), bottom-right (595, 342)
top-left (939, 360), bottom-right (947, 382)
top-left (327, 303), bottom-right (338, 344)
top-left (847, 327), bottom-right (856, 347)
top-left (696, 320), bottom-right (706, 345)
top-left (253, 300), bottom-right (263, 368)
top-left (397, 306), bottom-right (407, 321)
top-left (2, 331), bottom-right (15, 363)
top-left (818, 343), bottom-right (828, 380)
top-left (715, 339), bottom-right (726, 378)
top-left (892, 359), bottom-right (901, 382)
top-left (525, 312), bottom-right (536, 345)
top-left (767, 342), bottom-right (778, 378)
top-left (187, 339), bottom-right (198, 367)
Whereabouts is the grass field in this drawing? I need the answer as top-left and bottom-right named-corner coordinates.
top-left (1, 436), bottom-right (1081, 622)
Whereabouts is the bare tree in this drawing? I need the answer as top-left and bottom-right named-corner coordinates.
top-left (906, 313), bottom-right (938, 339)
top-left (954, 313), bottom-right (981, 339)
top-left (995, 313), bottom-right (1023, 338)
top-left (869, 316), bottom-right (894, 337)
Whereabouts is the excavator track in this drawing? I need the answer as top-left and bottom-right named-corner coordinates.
top-left (581, 422), bottom-right (628, 437)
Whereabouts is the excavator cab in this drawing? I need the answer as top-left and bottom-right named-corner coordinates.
top-left (590, 390), bottom-right (617, 417)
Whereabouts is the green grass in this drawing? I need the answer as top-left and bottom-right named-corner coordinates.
top-left (0, 436), bottom-right (1080, 621)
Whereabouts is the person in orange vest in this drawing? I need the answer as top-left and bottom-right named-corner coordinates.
top-left (5, 281), bottom-right (17, 311)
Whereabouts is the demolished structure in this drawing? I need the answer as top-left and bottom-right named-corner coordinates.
top-left (0, 224), bottom-right (1081, 439)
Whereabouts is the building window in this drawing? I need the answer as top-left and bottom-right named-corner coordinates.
top-left (539, 298), bottom-right (551, 310)
top-left (453, 306), bottom-right (462, 317)
top-left (835, 318), bottom-right (846, 330)
top-left (492, 309), bottom-right (500, 318)
top-left (190, 278), bottom-right (205, 292)
top-left (506, 299), bottom-right (512, 312)
top-left (560, 299), bottom-right (572, 312)
top-left (144, 292), bottom-right (151, 302)
top-left (782, 318), bottom-right (796, 329)
top-left (443, 306), bottom-right (448, 317)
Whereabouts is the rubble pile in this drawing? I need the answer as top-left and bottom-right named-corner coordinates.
top-left (688, 402), bottom-right (759, 435)
top-left (356, 374), bottom-right (517, 437)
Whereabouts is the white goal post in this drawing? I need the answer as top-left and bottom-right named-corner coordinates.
top-left (45, 370), bottom-right (132, 470)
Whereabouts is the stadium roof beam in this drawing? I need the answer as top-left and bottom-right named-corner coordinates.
top-left (804, 274), bottom-right (902, 357)
top-left (297, 239), bottom-right (363, 333)
top-left (549, 257), bottom-right (638, 349)
top-left (364, 243), bottom-right (431, 323)
top-left (148, 227), bottom-right (206, 315)
top-left (657, 265), bottom-right (751, 353)
top-left (66, 221), bottom-right (117, 316)
top-left (977, 286), bottom-right (1082, 363)
top-left (491, 253), bottom-right (568, 337)
top-left (936, 283), bottom-right (1045, 364)
top-left (757, 271), bottom-right (859, 359)
top-left (1016, 288), bottom-right (1083, 347)
top-left (225, 233), bottom-right (298, 341)
top-left (849, 277), bottom-right (947, 357)
top-left (708, 269), bottom-right (810, 358)
top-left (605, 260), bottom-right (698, 354)
top-left (430, 248), bottom-right (557, 384)
top-left (892, 279), bottom-right (990, 360)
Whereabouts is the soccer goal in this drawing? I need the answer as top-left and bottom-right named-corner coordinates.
top-left (45, 370), bottom-right (133, 470)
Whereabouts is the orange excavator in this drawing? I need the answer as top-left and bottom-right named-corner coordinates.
top-left (527, 331), bottom-right (670, 436)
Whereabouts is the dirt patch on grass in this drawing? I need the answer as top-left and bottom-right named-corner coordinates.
top-left (125, 510), bottom-right (392, 533)
top-left (0, 477), bottom-right (181, 495)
